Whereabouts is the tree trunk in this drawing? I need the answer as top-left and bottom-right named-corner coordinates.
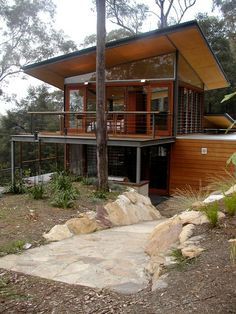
top-left (96, 0), bottom-right (108, 191)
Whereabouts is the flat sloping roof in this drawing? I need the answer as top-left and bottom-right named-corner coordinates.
top-left (23, 20), bottom-right (229, 91)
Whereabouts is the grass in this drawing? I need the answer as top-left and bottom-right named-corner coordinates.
top-left (169, 248), bottom-right (194, 271)
top-left (201, 202), bottom-right (219, 228)
top-left (224, 193), bottom-right (236, 216)
top-left (0, 276), bottom-right (29, 300)
top-left (0, 240), bottom-right (26, 256)
top-left (206, 171), bottom-right (236, 194)
top-left (172, 184), bottom-right (210, 211)
top-left (29, 183), bottom-right (44, 200)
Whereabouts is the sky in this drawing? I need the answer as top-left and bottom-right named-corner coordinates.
top-left (1, 0), bottom-right (215, 114)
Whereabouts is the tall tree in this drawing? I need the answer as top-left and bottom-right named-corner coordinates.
top-left (0, 0), bottom-right (77, 88)
top-left (197, 13), bottom-right (236, 115)
top-left (154, 0), bottom-right (197, 28)
top-left (96, 0), bottom-right (109, 191)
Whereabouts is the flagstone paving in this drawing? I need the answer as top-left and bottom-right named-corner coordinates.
top-left (0, 220), bottom-right (164, 294)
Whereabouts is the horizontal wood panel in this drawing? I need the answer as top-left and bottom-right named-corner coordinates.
top-left (170, 138), bottom-right (236, 193)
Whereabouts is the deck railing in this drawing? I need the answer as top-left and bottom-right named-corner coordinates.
top-left (28, 111), bottom-right (173, 138)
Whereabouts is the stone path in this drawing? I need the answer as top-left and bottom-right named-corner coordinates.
top-left (0, 220), bottom-right (164, 294)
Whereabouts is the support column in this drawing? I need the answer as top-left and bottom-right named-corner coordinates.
top-left (11, 140), bottom-right (15, 185)
top-left (136, 146), bottom-right (141, 184)
top-left (38, 140), bottom-right (42, 175)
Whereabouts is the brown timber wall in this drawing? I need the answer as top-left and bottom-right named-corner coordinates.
top-left (169, 138), bottom-right (236, 194)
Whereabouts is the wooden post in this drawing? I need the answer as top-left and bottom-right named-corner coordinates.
top-left (96, 0), bottom-right (108, 191)
top-left (38, 140), bottom-right (42, 175)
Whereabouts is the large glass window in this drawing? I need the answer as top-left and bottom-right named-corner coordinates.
top-left (65, 53), bottom-right (175, 83)
top-left (178, 54), bottom-right (203, 89)
top-left (151, 87), bottom-right (169, 132)
top-left (68, 89), bottom-right (84, 128)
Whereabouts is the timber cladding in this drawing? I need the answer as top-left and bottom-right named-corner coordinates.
top-left (169, 138), bottom-right (236, 194)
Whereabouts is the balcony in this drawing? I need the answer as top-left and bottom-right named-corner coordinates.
top-left (28, 111), bottom-right (173, 139)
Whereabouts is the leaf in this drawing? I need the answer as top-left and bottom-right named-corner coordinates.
top-left (226, 152), bottom-right (236, 167)
top-left (221, 91), bottom-right (236, 103)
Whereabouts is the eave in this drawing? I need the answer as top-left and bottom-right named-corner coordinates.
top-left (22, 20), bottom-right (229, 91)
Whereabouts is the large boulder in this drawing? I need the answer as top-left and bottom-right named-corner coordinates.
top-left (66, 212), bottom-right (98, 235)
top-left (181, 245), bottom-right (205, 259)
top-left (104, 190), bottom-right (161, 226)
top-left (43, 224), bottom-right (73, 242)
top-left (145, 216), bottom-right (182, 257)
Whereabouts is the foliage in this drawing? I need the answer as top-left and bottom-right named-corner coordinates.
top-left (50, 172), bottom-right (79, 208)
top-left (170, 248), bottom-right (193, 270)
top-left (0, 240), bottom-right (26, 256)
top-left (80, 176), bottom-right (98, 186)
top-left (198, 13), bottom-right (236, 115)
top-left (8, 171), bottom-right (27, 194)
top-left (92, 190), bottom-right (108, 200)
top-left (29, 183), bottom-right (44, 200)
top-left (226, 152), bottom-right (236, 168)
top-left (173, 184), bottom-right (209, 211)
top-left (0, 0), bottom-right (77, 86)
top-left (109, 182), bottom-right (125, 192)
top-left (206, 171), bottom-right (236, 194)
top-left (221, 91), bottom-right (236, 103)
top-left (154, 0), bottom-right (197, 28)
top-left (201, 202), bottom-right (219, 228)
top-left (224, 194), bottom-right (236, 216)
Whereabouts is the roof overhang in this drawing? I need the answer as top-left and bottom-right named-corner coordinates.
top-left (23, 20), bottom-right (229, 91)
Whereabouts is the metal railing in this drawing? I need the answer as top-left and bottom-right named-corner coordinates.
top-left (28, 111), bottom-right (173, 138)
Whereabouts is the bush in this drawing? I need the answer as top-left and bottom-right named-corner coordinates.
top-left (29, 183), bottom-right (44, 200)
top-left (0, 240), bottom-right (26, 256)
top-left (224, 193), bottom-right (236, 216)
top-left (81, 176), bottom-right (98, 186)
top-left (92, 190), bottom-right (107, 200)
top-left (8, 181), bottom-right (27, 194)
top-left (50, 171), bottom-right (79, 208)
top-left (202, 202), bottom-right (219, 228)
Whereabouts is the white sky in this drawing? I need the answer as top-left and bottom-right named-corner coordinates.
top-left (1, 0), bottom-right (215, 114)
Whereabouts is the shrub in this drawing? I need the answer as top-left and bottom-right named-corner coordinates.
top-left (202, 202), bottom-right (219, 228)
top-left (8, 181), bottom-right (27, 194)
top-left (50, 171), bottom-right (79, 208)
top-left (224, 193), bottom-right (236, 216)
top-left (92, 190), bottom-right (107, 200)
top-left (29, 183), bottom-right (44, 200)
top-left (81, 176), bottom-right (98, 186)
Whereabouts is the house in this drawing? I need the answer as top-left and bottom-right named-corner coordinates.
top-left (11, 20), bottom-right (235, 196)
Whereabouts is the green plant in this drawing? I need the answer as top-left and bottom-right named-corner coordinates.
top-left (109, 182), bottom-right (124, 192)
top-left (201, 202), bottom-right (219, 228)
top-left (92, 190), bottom-right (108, 200)
top-left (224, 193), bottom-right (236, 216)
top-left (0, 240), bottom-right (26, 256)
top-left (29, 183), bottom-right (44, 200)
top-left (50, 171), bottom-right (79, 208)
top-left (8, 181), bottom-right (27, 194)
top-left (0, 276), bottom-right (29, 300)
top-left (81, 176), bottom-right (98, 186)
top-left (169, 248), bottom-right (193, 270)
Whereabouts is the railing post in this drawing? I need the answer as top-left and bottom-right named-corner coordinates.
top-left (11, 140), bottom-right (15, 186)
top-left (30, 113), bottom-right (33, 134)
top-left (136, 146), bottom-right (141, 184)
top-left (152, 113), bottom-right (156, 138)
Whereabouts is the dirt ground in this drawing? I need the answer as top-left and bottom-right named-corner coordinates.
top-left (0, 191), bottom-right (236, 313)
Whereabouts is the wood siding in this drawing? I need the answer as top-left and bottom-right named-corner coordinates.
top-left (169, 138), bottom-right (236, 193)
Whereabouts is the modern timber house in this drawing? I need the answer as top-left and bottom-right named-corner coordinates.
top-left (11, 20), bottom-right (236, 195)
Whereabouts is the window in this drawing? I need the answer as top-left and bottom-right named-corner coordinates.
top-left (68, 88), bottom-right (84, 128)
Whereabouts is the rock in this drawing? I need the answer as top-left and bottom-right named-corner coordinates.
top-left (181, 245), bottom-right (204, 259)
top-left (66, 214), bottom-right (98, 235)
top-left (152, 273), bottom-right (168, 291)
top-left (178, 210), bottom-right (209, 225)
top-left (145, 217), bottom-right (182, 257)
top-left (225, 184), bottom-right (236, 196)
top-left (96, 206), bottom-right (113, 229)
top-left (43, 225), bottom-right (73, 242)
top-left (203, 194), bottom-right (224, 203)
top-left (104, 190), bottom-right (161, 226)
top-left (191, 201), bottom-right (205, 210)
top-left (179, 224), bottom-right (195, 244)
